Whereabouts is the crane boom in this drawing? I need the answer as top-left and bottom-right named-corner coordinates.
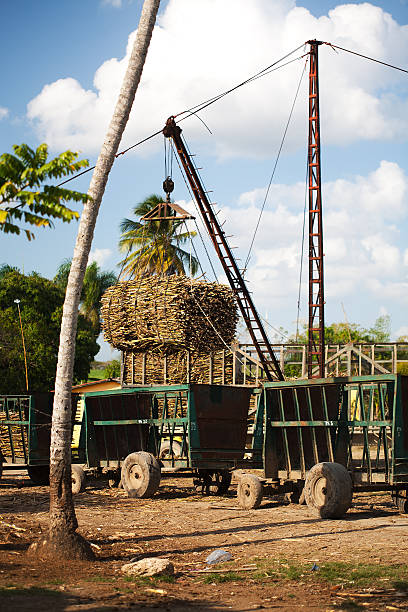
top-left (163, 117), bottom-right (284, 382)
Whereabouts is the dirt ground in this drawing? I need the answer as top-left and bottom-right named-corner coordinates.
top-left (1, 470), bottom-right (408, 611)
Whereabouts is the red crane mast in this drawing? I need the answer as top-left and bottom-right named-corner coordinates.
top-left (307, 40), bottom-right (325, 378)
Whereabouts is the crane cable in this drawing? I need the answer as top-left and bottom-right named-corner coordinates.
top-left (243, 55), bottom-right (309, 273)
top-left (175, 49), bottom-right (306, 120)
top-left (56, 44), bottom-right (306, 188)
top-left (324, 41), bottom-right (408, 75)
top-left (295, 150), bottom-right (310, 342)
top-left (169, 139), bottom-right (220, 282)
top-left (56, 42), bottom-right (408, 190)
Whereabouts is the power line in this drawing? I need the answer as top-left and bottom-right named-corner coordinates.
top-left (244, 57), bottom-right (308, 272)
top-left (56, 44), bottom-right (305, 189)
top-left (324, 42), bottom-right (408, 75)
top-left (57, 127), bottom-right (164, 187)
top-left (55, 40), bottom-right (408, 192)
top-left (169, 140), bottom-right (219, 282)
top-left (295, 149), bottom-right (309, 342)
top-left (176, 50), bottom-right (306, 121)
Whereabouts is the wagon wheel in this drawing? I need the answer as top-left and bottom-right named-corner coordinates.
top-left (159, 439), bottom-right (182, 461)
top-left (121, 451), bottom-right (161, 498)
top-left (237, 474), bottom-right (263, 509)
top-left (159, 440), bottom-right (182, 473)
top-left (193, 470), bottom-right (213, 495)
top-left (107, 469), bottom-right (121, 488)
top-left (304, 462), bottom-right (352, 519)
top-left (285, 485), bottom-right (305, 505)
top-left (27, 465), bottom-right (49, 486)
top-left (391, 489), bottom-right (408, 514)
top-left (209, 470), bottom-right (232, 495)
top-left (71, 465), bottom-right (86, 494)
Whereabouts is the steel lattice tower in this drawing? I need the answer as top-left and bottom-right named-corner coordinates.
top-left (307, 40), bottom-right (325, 378)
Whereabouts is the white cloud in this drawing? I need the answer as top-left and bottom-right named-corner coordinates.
top-left (395, 325), bottom-right (408, 340)
top-left (27, 1), bottom-right (408, 157)
top-left (102, 0), bottom-right (122, 7)
top-left (89, 248), bottom-right (113, 267)
top-left (362, 235), bottom-right (400, 274)
top-left (213, 160), bottom-right (408, 324)
top-left (0, 107), bottom-right (9, 120)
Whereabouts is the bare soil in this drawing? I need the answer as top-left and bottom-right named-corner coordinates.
top-left (1, 470), bottom-right (408, 611)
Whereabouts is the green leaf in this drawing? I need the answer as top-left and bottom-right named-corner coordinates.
top-left (0, 143), bottom-right (89, 239)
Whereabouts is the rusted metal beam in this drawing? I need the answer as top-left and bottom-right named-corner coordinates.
top-left (163, 117), bottom-right (284, 381)
top-left (307, 40), bottom-right (325, 378)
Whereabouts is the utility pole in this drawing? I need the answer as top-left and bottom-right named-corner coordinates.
top-left (14, 299), bottom-right (29, 392)
top-left (307, 40), bottom-right (325, 379)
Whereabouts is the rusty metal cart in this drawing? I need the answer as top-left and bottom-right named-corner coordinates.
top-left (75, 383), bottom-right (253, 497)
top-left (234, 374), bottom-right (408, 517)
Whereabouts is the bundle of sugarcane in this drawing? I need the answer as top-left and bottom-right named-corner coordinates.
top-left (101, 276), bottom-right (238, 354)
top-left (122, 348), bottom-right (235, 386)
top-left (0, 409), bottom-right (28, 459)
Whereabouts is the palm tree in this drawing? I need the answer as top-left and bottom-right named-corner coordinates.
top-left (118, 194), bottom-right (199, 277)
top-left (47, 0), bottom-right (160, 560)
top-left (54, 259), bottom-right (116, 334)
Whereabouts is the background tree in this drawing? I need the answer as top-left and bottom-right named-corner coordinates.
top-left (48, 0), bottom-right (161, 561)
top-left (292, 316), bottom-right (391, 346)
top-left (104, 359), bottom-right (121, 378)
top-left (0, 144), bottom-right (89, 239)
top-left (54, 259), bottom-right (116, 334)
top-left (0, 269), bottom-right (99, 394)
top-left (0, 263), bottom-right (19, 279)
top-left (118, 194), bottom-right (198, 277)
top-left (284, 316), bottom-right (393, 377)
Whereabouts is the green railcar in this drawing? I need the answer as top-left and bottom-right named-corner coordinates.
top-left (0, 393), bottom-right (80, 487)
top-left (236, 374), bottom-right (408, 517)
top-left (0, 393), bottom-right (54, 484)
top-left (77, 383), bottom-right (253, 496)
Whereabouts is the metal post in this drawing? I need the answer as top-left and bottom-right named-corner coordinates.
top-left (301, 346), bottom-right (306, 378)
top-left (142, 353), bottom-right (146, 384)
top-left (307, 40), bottom-right (325, 378)
top-left (14, 299), bottom-right (28, 392)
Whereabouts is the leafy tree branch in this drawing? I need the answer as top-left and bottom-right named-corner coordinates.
top-left (0, 143), bottom-right (90, 240)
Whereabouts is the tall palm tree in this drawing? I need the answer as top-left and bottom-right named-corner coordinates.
top-left (118, 194), bottom-right (199, 277)
top-left (48, 0), bottom-right (160, 560)
top-left (54, 259), bottom-right (116, 333)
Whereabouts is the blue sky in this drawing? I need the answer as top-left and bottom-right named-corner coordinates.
top-left (1, 0), bottom-right (408, 359)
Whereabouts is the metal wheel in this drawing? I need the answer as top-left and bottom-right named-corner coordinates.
top-left (159, 440), bottom-right (182, 461)
top-left (209, 470), bottom-right (232, 495)
top-left (304, 462), bottom-right (352, 519)
top-left (27, 465), bottom-right (49, 486)
top-left (71, 465), bottom-right (86, 494)
top-left (121, 451), bottom-right (161, 498)
top-left (285, 485), bottom-right (305, 504)
top-left (193, 470), bottom-right (213, 495)
top-left (237, 474), bottom-right (263, 509)
top-left (392, 489), bottom-right (408, 514)
top-left (159, 440), bottom-right (182, 473)
top-left (107, 469), bottom-right (121, 488)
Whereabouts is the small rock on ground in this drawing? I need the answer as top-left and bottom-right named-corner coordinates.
top-left (121, 557), bottom-right (174, 577)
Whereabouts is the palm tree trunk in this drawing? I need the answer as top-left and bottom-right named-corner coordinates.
top-left (46, 0), bottom-right (161, 559)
